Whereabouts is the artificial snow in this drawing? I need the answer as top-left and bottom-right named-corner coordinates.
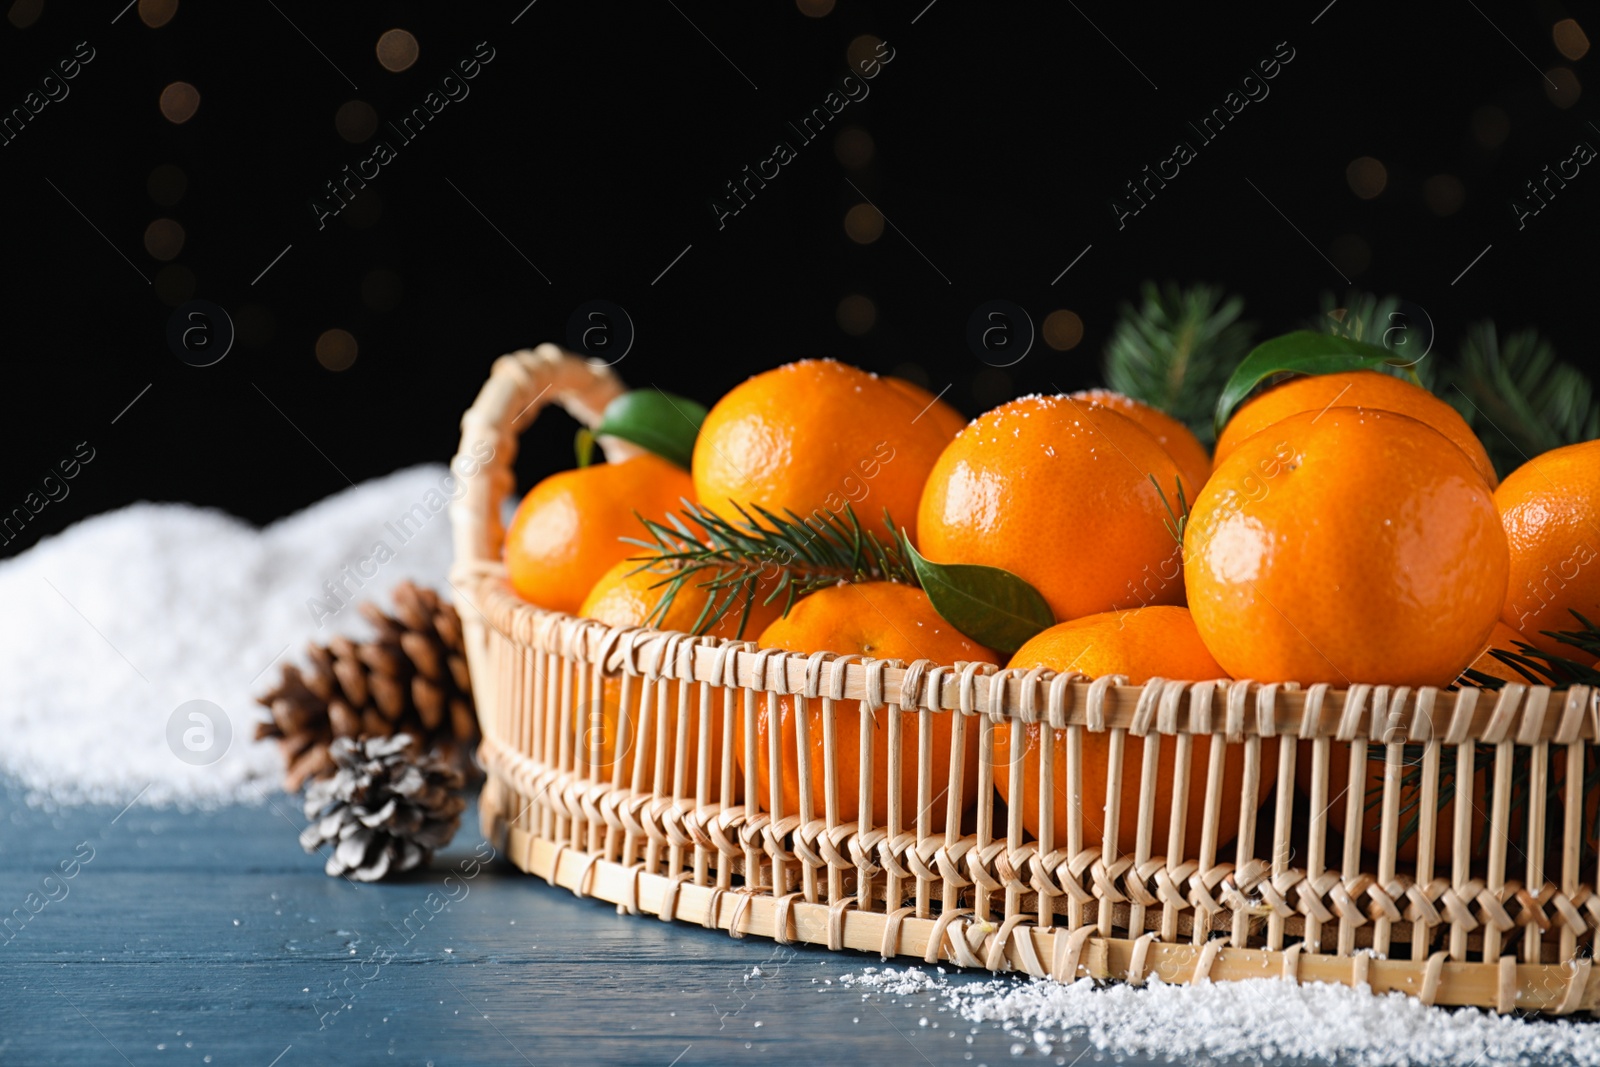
top-left (841, 965), bottom-right (1600, 1066)
top-left (0, 465), bottom-right (459, 808)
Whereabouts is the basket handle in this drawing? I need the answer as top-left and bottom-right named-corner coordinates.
top-left (448, 344), bottom-right (631, 572)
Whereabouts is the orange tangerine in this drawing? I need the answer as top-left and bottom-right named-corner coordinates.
top-left (738, 581), bottom-right (999, 826)
top-left (1185, 408), bottom-right (1508, 687)
top-left (1213, 370), bottom-right (1496, 488)
top-left (692, 359), bottom-right (962, 544)
top-left (992, 607), bottom-right (1276, 857)
top-left (917, 395), bottom-right (1192, 624)
top-left (504, 454), bottom-right (694, 614)
top-left (1069, 388), bottom-right (1211, 497)
top-left (1494, 440), bottom-right (1600, 655)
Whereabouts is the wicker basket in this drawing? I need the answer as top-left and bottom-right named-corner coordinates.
top-left (450, 346), bottom-right (1600, 1015)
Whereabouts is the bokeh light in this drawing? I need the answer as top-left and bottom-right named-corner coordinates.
top-left (1345, 156), bottom-right (1387, 199)
top-left (1554, 19), bottom-right (1590, 61)
top-left (143, 218), bottom-right (185, 261)
top-left (147, 164), bottom-right (187, 206)
top-left (335, 101), bottom-right (378, 144)
top-left (796, 0), bottom-right (834, 15)
top-left (836, 294), bottom-right (876, 335)
top-left (315, 329), bottom-right (359, 371)
top-left (1472, 105), bottom-right (1509, 149)
top-left (1545, 67), bottom-right (1581, 108)
top-left (844, 203), bottom-right (883, 244)
top-left (1329, 234), bottom-right (1371, 278)
top-left (7, 0), bottom-right (42, 29)
top-left (159, 82), bottom-right (201, 124)
top-left (154, 264), bottom-right (197, 307)
top-left (1042, 309), bottom-right (1084, 351)
top-left (139, 0), bottom-right (178, 28)
top-left (376, 29), bottom-right (419, 72)
top-left (1423, 174), bottom-right (1465, 216)
top-left (361, 268), bottom-right (403, 313)
top-left (834, 128), bottom-right (875, 169)
top-left (847, 35), bottom-right (883, 72)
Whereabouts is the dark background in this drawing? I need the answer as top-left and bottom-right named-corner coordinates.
top-left (3, 0), bottom-right (1596, 555)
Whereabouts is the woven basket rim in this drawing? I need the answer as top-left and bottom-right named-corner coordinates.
top-left (451, 563), bottom-right (1597, 748)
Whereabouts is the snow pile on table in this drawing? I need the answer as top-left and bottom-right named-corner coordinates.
top-left (840, 965), bottom-right (1600, 1066)
top-left (0, 465), bottom-right (459, 808)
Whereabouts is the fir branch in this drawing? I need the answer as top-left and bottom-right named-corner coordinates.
top-left (1312, 290), bottom-right (1437, 391)
top-left (1478, 614), bottom-right (1600, 691)
top-left (1384, 612), bottom-right (1600, 853)
top-left (1103, 282), bottom-right (1254, 446)
top-left (1447, 321), bottom-right (1599, 479)
top-left (624, 501), bottom-right (916, 638)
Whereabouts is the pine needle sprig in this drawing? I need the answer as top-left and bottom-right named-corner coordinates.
top-left (1312, 290), bottom-right (1438, 391)
top-left (1447, 321), bottom-right (1599, 479)
top-left (1103, 282), bottom-right (1254, 446)
top-left (623, 501), bottom-right (915, 638)
top-left (1384, 612), bottom-right (1600, 853)
top-left (1457, 611), bottom-right (1600, 691)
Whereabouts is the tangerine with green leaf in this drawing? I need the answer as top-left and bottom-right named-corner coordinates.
top-left (1185, 408), bottom-right (1508, 687)
top-left (916, 395), bottom-right (1193, 624)
top-left (1213, 369), bottom-right (1497, 488)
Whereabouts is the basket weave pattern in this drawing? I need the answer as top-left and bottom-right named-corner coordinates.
top-left (452, 347), bottom-right (1600, 1015)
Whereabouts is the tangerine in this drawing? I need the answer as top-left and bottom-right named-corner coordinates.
top-left (992, 606), bottom-right (1277, 857)
top-left (1494, 440), bottom-right (1600, 655)
top-left (692, 360), bottom-right (961, 544)
top-left (916, 395), bottom-right (1192, 623)
top-left (1213, 370), bottom-right (1497, 489)
top-left (576, 560), bottom-right (786, 794)
top-left (504, 454), bottom-right (694, 613)
top-left (1185, 408), bottom-right (1508, 687)
top-left (886, 376), bottom-right (968, 440)
top-left (1462, 621), bottom-right (1534, 686)
top-left (579, 557), bottom-right (786, 641)
top-left (1069, 389), bottom-right (1211, 497)
top-left (738, 581), bottom-right (998, 827)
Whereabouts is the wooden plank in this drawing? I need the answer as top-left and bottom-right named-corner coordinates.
top-left (0, 785), bottom-right (1069, 1067)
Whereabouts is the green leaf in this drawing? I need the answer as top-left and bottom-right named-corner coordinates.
top-left (573, 427), bottom-right (596, 468)
top-left (904, 540), bottom-right (1054, 655)
top-left (1311, 290), bottom-right (1438, 391)
top-left (592, 389), bottom-right (708, 470)
top-left (1213, 330), bottom-right (1419, 437)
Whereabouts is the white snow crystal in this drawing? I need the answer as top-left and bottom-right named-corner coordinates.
top-left (839, 966), bottom-right (1600, 1066)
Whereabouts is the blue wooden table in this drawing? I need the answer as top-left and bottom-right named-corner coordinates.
top-left (2, 779), bottom-right (1196, 1066)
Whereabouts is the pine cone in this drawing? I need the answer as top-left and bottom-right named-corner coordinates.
top-left (256, 581), bottom-right (479, 791)
top-left (299, 734), bottom-right (467, 881)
